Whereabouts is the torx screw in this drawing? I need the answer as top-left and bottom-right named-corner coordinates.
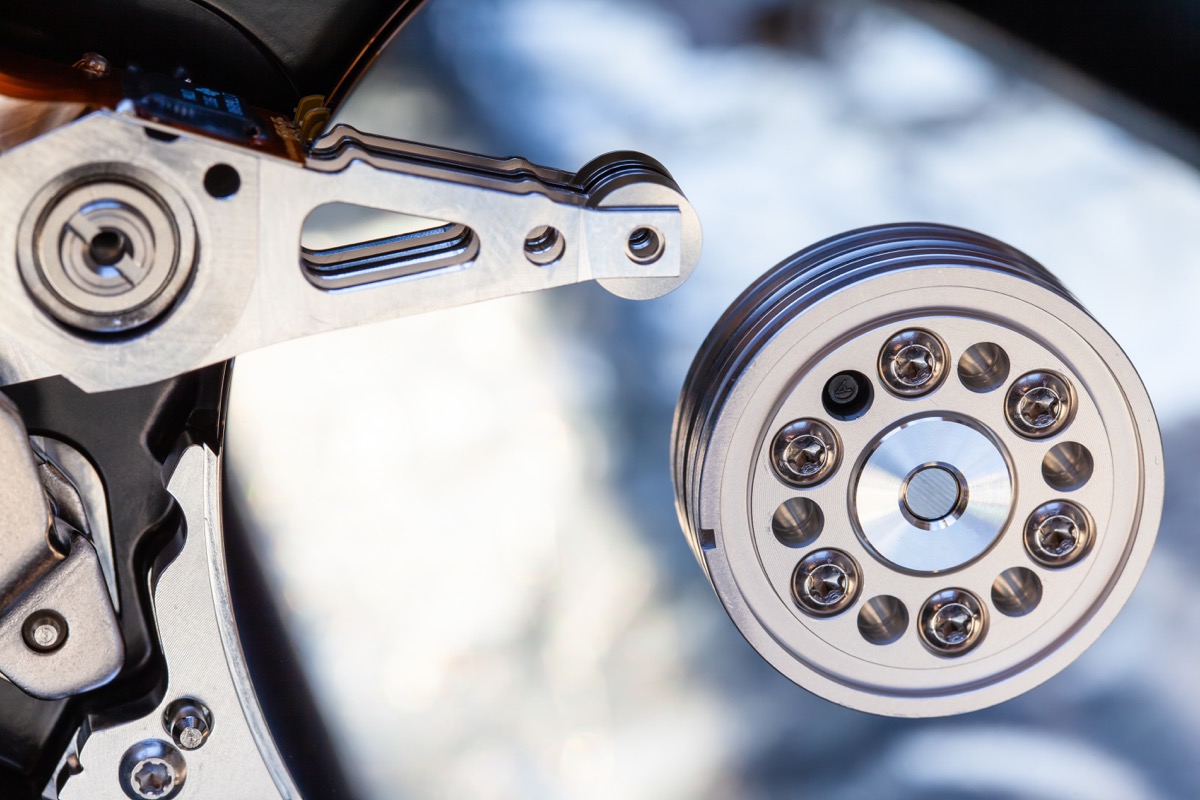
top-left (130, 757), bottom-right (175, 799)
top-left (919, 589), bottom-right (986, 656)
top-left (792, 549), bottom-right (860, 616)
top-left (879, 329), bottom-right (947, 396)
top-left (1006, 371), bottom-right (1074, 438)
top-left (1024, 500), bottom-right (1092, 567)
top-left (770, 418), bottom-right (840, 487)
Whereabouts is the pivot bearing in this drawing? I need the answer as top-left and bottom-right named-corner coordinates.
top-left (672, 223), bottom-right (1163, 716)
top-left (18, 164), bottom-right (197, 334)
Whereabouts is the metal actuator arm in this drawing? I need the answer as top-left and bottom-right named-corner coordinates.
top-left (0, 111), bottom-right (701, 393)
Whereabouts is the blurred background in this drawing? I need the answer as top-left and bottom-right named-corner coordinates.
top-left (226, 1), bottom-right (1200, 797)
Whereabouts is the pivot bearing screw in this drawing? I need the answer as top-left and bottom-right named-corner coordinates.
top-left (919, 589), bottom-right (986, 656)
top-left (792, 549), bottom-right (860, 616)
top-left (879, 329), bottom-right (947, 397)
top-left (1006, 371), bottom-right (1073, 438)
top-left (770, 418), bottom-right (840, 487)
top-left (1025, 501), bottom-right (1092, 567)
top-left (164, 698), bottom-right (213, 751)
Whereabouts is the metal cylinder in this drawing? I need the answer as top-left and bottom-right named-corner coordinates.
top-left (671, 223), bottom-right (1163, 716)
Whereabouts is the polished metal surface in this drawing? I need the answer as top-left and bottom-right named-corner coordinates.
top-left (0, 112), bottom-right (701, 392)
top-left (164, 699), bottom-right (213, 752)
top-left (1005, 370), bottom-right (1074, 438)
top-left (791, 549), bottom-right (861, 616)
top-left (61, 446), bottom-right (295, 799)
top-left (672, 223), bottom-right (1164, 716)
top-left (878, 328), bottom-right (947, 397)
top-left (853, 416), bottom-right (1011, 572)
top-left (1024, 500), bottom-right (1093, 568)
top-left (918, 588), bottom-right (987, 656)
top-left (770, 418), bottom-right (840, 488)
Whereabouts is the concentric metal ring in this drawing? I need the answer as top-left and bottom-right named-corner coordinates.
top-left (671, 223), bottom-right (1163, 717)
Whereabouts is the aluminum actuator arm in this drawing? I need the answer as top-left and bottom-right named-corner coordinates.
top-left (0, 111), bottom-right (701, 393)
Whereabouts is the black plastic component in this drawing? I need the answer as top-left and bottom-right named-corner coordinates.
top-left (0, 365), bottom-right (229, 798)
top-left (0, 0), bottom-right (428, 112)
top-left (822, 370), bottom-right (873, 421)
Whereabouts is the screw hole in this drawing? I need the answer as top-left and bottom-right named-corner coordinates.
top-left (958, 342), bottom-right (1010, 392)
top-left (204, 163), bottom-right (240, 199)
top-left (89, 229), bottom-right (127, 267)
top-left (857, 595), bottom-right (908, 644)
top-left (625, 226), bottom-right (664, 264)
top-left (1041, 442), bottom-right (1093, 491)
top-left (821, 370), bottom-right (873, 421)
top-left (523, 225), bottom-right (564, 266)
top-left (772, 497), bottom-right (824, 547)
top-left (991, 567), bottom-right (1042, 616)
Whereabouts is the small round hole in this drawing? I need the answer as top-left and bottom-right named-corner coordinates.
top-left (1042, 442), bottom-right (1093, 491)
top-left (991, 567), bottom-right (1042, 616)
top-left (771, 497), bottom-right (824, 547)
top-left (958, 342), bottom-right (1010, 392)
top-left (857, 596), bottom-right (908, 645)
top-left (821, 370), bottom-right (873, 421)
top-left (523, 225), bottom-right (564, 266)
top-left (625, 226), bottom-right (664, 264)
top-left (89, 229), bottom-right (127, 266)
top-left (204, 163), bottom-right (241, 199)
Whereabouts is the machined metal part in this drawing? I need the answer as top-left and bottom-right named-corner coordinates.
top-left (61, 446), bottom-right (298, 799)
top-left (0, 112), bottom-right (701, 392)
top-left (769, 418), bottom-right (841, 488)
top-left (672, 223), bottom-right (1163, 716)
top-left (791, 549), bottom-right (861, 616)
top-left (0, 395), bottom-right (122, 699)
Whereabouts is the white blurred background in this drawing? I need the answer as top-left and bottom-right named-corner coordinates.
top-left (227, 1), bottom-right (1200, 797)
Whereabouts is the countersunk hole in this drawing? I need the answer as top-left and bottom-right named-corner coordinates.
top-left (89, 229), bottom-right (127, 267)
top-left (524, 225), bottom-right (565, 266)
top-left (204, 163), bottom-right (241, 199)
top-left (958, 342), bottom-right (1010, 392)
top-left (625, 226), bottom-right (664, 264)
top-left (991, 567), bottom-right (1042, 616)
top-left (771, 497), bottom-right (824, 547)
top-left (858, 596), bottom-right (908, 645)
top-left (821, 370), bottom-right (873, 421)
top-left (1042, 442), bottom-right (1093, 491)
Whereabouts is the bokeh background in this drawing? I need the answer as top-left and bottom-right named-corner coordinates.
top-left (226, 1), bottom-right (1200, 797)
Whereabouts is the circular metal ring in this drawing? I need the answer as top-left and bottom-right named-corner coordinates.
top-left (17, 163), bottom-right (197, 334)
top-left (671, 223), bottom-right (1163, 717)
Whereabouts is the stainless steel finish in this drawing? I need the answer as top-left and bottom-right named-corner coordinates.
top-left (0, 112), bottom-right (701, 392)
top-left (852, 416), bottom-right (1011, 573)
top-left (1005, 370), bottom-right (1075, 438)
top-left (17, 169), bottom-right (197, 333)
top-left (1024, 500), bottom-right (1093, 568)
top-left (0, 395), bottom-right (122, 699)
top-left (164, 699), bottom-right (213, 751)
top-left (31, 436), bottom-right (120, 609)
top-left (22, 610), bottom-right (67, 652)
top-left (62, 446), bottom-right (297, 800)
top-left (878, 328), bottom-right (947, 396)
top-left (672, 224), bottom-right (1164, 716)
top-left (119, 740), bottom-right (186, 800)
top-left (769, 418), bottom-right (840, 488)
top-left (791, 549), bottom-right (860, 616)
top-left (919, 588), bottom-right (986, 656)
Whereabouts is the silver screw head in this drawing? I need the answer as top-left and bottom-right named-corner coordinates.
top-left (1005, 371), bottom-right (1074, 438)
top-left (21, 610), bottom-right (67, 653)
top-left (770, 418), bottom-right (840, 487)
top-left (919, 589), bottom-right (986, 656)
top-left (1025, 501), bottom-right (1092, 567)
top-left (878, 329), bottom-right (947, 396)
top-left (164, 699), bottom-right (213, 751)
top-left (120, 740), bottom-right (185, 800)
top-left (792, 549), bottom-right (861, 616)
